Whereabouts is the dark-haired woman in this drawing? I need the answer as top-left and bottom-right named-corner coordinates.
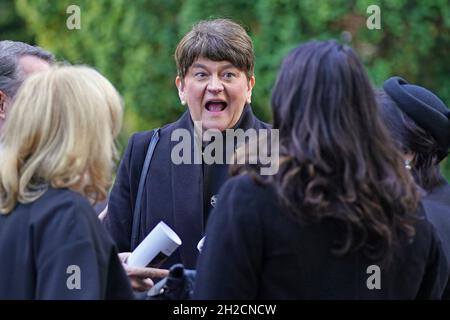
top-left (194, 41), bottom-right (449, 299)
top-left (377, 77), bottom-right (450, 298)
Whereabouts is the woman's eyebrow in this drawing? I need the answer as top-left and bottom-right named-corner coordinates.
top-left (191, 63), bottom-right (207, 69)
top-left (220, 64), bottom-right (236, 69)
top-left (191, 63), bottom-right (236, 70)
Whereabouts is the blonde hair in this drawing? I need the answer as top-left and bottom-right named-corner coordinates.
top-left (0, 65), bottom-right (123, 214)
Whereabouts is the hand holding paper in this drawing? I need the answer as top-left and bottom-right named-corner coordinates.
top-left (118, 252), bottom-right (169, 291)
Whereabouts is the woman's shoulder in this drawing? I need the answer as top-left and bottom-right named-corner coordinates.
top-left (39, 187), bottom-right (92, 207)
top-left (424, 179), bottom-right (450, 206)
top-left (125, 115), bottom-right (186, 155)
top-left (222, 174), bottom-right (271, 198)
top-left (218, 174), bottom-right (278, 218)
top-left (409, 210), bottom-right (447, 255)
top-left (26, 188), bottom-right (113, 247)
top-left (29, 188), bottom-right (96, 224)
top-left (127, 130), bottom-right (157, 152)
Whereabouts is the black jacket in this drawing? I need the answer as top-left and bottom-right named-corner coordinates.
top-left (104, 105), bottom-right (270, 268)
top-left (423, 178), bottom-right (450, 261)
top-left (0, 188), bottom-right (133, 299)
top-left (422, 177), bottom-right (450, 298)
top-left (194, 175), bottom-right (449, 299)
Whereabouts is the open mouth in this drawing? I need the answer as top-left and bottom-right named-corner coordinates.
top-left (205, 101), bottom-right (227, 112)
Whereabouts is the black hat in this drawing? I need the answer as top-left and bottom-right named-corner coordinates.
top-left (383, 76), bottom-right (450, 158)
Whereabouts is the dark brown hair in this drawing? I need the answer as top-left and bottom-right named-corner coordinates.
top-left (376, 90), bottom-right (445, 192)
top-left (175, 19), bottom-right (254, 79)
top-left (234, 40), bottom-right (420, 265)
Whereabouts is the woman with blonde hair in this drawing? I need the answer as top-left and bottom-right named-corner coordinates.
top-left (0, 65), bottom-right (133, 299)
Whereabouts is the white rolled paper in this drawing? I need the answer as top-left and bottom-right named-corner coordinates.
top-left (127, 221), bottom-right (182, 268)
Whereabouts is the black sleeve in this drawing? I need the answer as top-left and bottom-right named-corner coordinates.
top-left (34, 195), bottom-right (133, 299)
top-left (443, 276), bottom-right (450, 300)
top-left (104, 245), bottom-right (136, 300)
top-left (103, 134), bottom-right (138, 252)
top-left (416, 227), bottom-right (450, 299)
top-left (194, 176), bottom-right (264, 299)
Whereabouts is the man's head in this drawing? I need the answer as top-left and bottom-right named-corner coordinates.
top-left (0, 40), bottom-right (54, 131)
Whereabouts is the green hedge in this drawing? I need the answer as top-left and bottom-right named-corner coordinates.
top-left (11, 0), bottom-right (450, 173)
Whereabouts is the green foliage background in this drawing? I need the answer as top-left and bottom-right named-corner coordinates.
top-left (2, 0), bottom-right (450, 175)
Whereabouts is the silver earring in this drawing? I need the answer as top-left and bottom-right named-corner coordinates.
top-left (405, 159), bottom-right (411, 170)
top-left (181, 100), bottom-right (186, 106)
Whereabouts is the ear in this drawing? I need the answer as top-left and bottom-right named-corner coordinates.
top-left (0, 91), bottom-right (7, 120)
top-left (175, 76), bottom-right (186, 105)
top-left (246, 76), bottom-right (256, 104)
top-left (404, 152), bottom-right (415, 163)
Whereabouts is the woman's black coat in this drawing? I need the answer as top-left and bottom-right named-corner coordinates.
top-left (104, 105), bottom-right (269, 268)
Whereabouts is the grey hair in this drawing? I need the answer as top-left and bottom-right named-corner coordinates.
top-left (0, 40), bottom-right (55, 97)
